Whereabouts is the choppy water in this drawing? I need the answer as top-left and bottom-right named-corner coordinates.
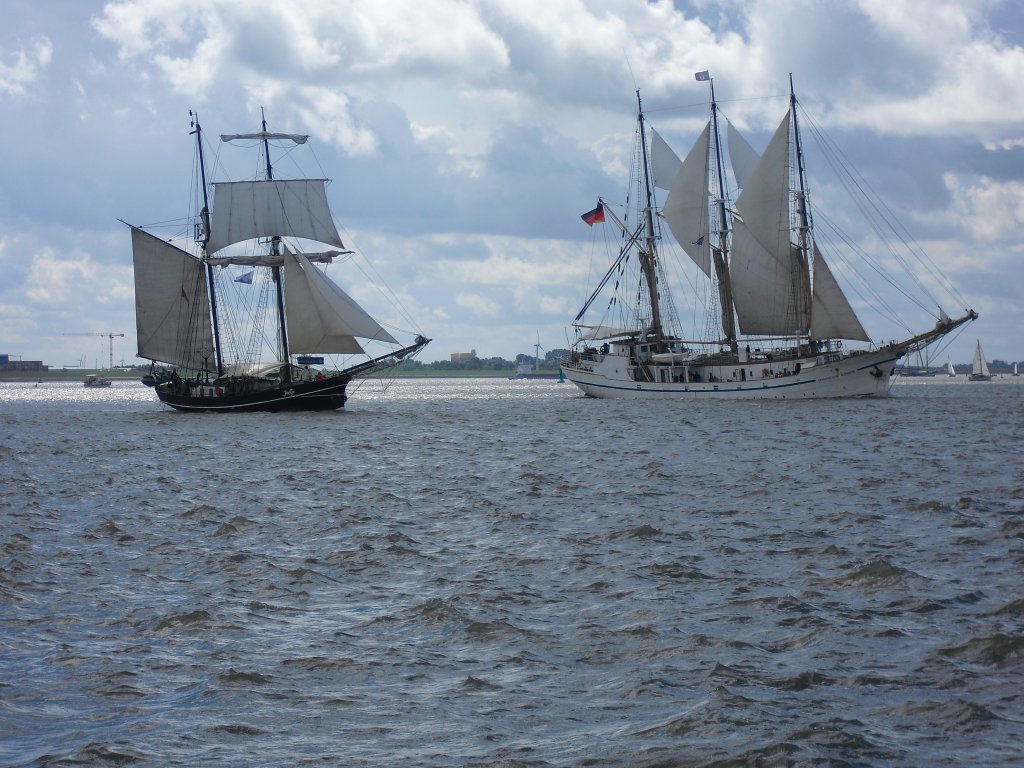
top-left (1, 376), bottom-right (1022, 767)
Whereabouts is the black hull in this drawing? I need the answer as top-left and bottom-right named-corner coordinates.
top-left (156, 376), bottom-right (349, 413)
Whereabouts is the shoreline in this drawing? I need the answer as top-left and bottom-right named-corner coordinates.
top-left (0, 369), bottom-right (538, 382)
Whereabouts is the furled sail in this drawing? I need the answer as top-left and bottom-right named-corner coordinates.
top-left (207, 250), bottom-right (346, 267)
top-left (731, 109), bottom-right (810, 335)
top-left (207, 180), bottom-right (345, 254)
top-left (282, 249), bottom-right (398, 354)
top-left (131, 227), bottom-right (215, 370)
top-left (660, 122), bottom-right (713, 277)
top-left (220, 132), bottom-right (309, 143)
top-left (809, 244), bottom-right (869, 341)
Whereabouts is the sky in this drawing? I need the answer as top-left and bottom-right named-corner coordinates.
top-left (1, 0), bottom-right (1022, 369)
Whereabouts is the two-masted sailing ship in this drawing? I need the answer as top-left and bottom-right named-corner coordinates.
top-left (562, 76), bottom-right (977, 399)
top-left (128, 112), bottom-right (429, 412)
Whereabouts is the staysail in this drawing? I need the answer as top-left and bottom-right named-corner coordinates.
top-left (660, 122), bottom-right (713, 278)
top-left (809, 244), bottom-right (869, 341)
top-left (282, 248), bottom-right (398, 354)
top-left (131, 227), bottom-right (215, 370)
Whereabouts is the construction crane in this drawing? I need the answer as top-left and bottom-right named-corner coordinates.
top-left (64, 332), bottom-right (125, 370)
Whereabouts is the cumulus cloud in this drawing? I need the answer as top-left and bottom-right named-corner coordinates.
top-left (0, 38), bottom-right (53, 96)
top-left (1, 0), bottom-right (1020, 364)
top-left (456, 291), bottom-right (501, 317)
top-left (946, 173), bottom-right (1024, 246)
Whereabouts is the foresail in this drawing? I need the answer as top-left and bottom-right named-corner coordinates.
top-left (809, 245), bottom-right (869, 341)
top-left (283, 249), bottom-right (399, 354)
top-left (131, 227), bottom-right (215, 370)
top-left (661, 122), bottom-right (713, 278)
top-left (207, 180), bottom-right (345, 254)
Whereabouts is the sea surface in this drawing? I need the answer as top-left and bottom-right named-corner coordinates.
top-left (1, 375), bottom-right (1022, 767)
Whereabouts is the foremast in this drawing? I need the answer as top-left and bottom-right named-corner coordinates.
top-left (258, 108), bottom-right (293, 384)
top-left (192, 112), bottom-right (225, 377)
top-left (789, 74), bottom-right (813, 342)
top-left (635, 92), bottom-right (665, 343)
top-left (707, 79), bottom-right (738, 350)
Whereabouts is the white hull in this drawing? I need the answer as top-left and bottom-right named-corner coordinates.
top-left (562, 347), bottom-right (902, 400)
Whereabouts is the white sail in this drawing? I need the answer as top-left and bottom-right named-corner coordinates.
top-left (732, 108), bottom-right (810, 334)
top-left (947, 356), bottom-right (956, 376)
top-left (730, 219), bottom-right (802, 334)
top-left (283, 249), bottom-right (398, 354)
top-left (972, 341), bottom-right (990, 376)
top-left (131, 227), bottom-right (215, 371)
top-left (726, 120), bottom-right (759, 190)
top-left (207, 179), bottom-right (345, 254)
top-left (809, 245), bottom-right (869, 341)
top-left (661, 122), bottom-right (713, 277)
top-left (650, 127), bottom-right (682, 191)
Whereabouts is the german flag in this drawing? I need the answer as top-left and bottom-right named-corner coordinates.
top-left (581, 203), bottom-right (605, 226)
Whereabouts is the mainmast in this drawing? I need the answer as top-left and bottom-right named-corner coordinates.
top-left (260, 108), bottom-right (292, 382)
top-left (192, 112), bottom-right (225, 376)
top-left (789, 74), bottom-right (813, 335)
top-left (636, 92), bottom-right (665, 342)
top-left (708, 80), bottom-right (737, 350)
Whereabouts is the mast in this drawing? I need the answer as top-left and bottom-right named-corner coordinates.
top-left (260, 108), bottom-right (292, 382)
top-left (636, 91), bottom-right (665, 341)
top-left (191, 112), bottom-right (225, 376)
top-left (789, 74), bottom-right (813, 337)
top-left (708, 80), bottom-right (737, 350)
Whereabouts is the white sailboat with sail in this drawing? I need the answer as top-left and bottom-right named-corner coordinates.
top-left (947, 356), bottom-right (957, 377)
top-left (562, 76), bottom-right (976, 399)
top-left (127, 111), bottom-right (429, 412)
top-left (969, 340), bottom-right (992, 381)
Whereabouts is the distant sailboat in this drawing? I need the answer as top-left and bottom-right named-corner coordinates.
top-left (946, 356), bottom-right (957, 377)
top-left (968, 341), bottom-right (992, 381)
top-left (127, 110), bottom-right (430, 412)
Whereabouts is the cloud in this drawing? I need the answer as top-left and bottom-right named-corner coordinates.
top-left (0, 38), bottom-right (53, 96)
top-left (946, 173), bottom-right (1024, 246)
top-left (456, 291), bottom-right (501, 317)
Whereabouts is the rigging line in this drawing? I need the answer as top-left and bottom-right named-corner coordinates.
top-left (804, 124), bottom-right (937, 316)
top-left (813, 219), bottom-right (913, 332)
top-left (333, 224), bottom-right (423, 334)
top-left (800, 107), bottom-right (961, 310)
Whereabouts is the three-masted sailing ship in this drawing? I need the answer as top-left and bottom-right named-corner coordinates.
top-left (128, 111), bottom-right (429, 412)
top-left (562, 76), bottom-right (977, 399)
